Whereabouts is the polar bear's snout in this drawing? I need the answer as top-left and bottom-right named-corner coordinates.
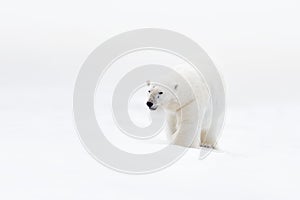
top-left (146, 83), bottom-right (162, 111)
top-left (146, 101), bottom-right (153, 108)
top-left (146, 101), bottom-right (157, 110)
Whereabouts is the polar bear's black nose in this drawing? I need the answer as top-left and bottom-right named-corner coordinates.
top-left (146, 101), bottom-right (153, 108)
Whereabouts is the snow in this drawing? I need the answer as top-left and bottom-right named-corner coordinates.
top-left (1, 85), bottom-right (299, 199)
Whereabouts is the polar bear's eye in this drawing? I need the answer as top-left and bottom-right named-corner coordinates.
top-left (158, 92), bottom-right (163, 95)
top-left (148, 90), bottom-right (151, 93)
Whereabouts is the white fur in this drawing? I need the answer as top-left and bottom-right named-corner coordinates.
top-left (147, 65), bottom-right (217, 148)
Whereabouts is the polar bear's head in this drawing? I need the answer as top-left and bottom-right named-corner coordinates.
top-left (146, 80), bottom-right (178, 111)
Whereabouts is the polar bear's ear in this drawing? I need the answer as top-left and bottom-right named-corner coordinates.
top-left (146, 80), bottom-right (151, 86)
top-left (174, 84), bottom-right (178, 90)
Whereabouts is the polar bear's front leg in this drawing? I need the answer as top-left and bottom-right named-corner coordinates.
top-left (165, 112), bottom-right (177, 141)
top-left (172, 103), bottom-right (204, 148)
top-left (172, 120), bottom-right (200, 148)
top-left (201, 129), bottom-right (217, 148)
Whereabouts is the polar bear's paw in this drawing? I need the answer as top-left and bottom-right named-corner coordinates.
top-left (200, 143), bottom-right (215, 149)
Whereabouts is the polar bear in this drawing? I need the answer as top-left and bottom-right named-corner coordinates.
top-left (146, 65), bottom-right (218, 149)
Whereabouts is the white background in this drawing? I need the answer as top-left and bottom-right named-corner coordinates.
top-left (1, 0), bottom-right (300, 199)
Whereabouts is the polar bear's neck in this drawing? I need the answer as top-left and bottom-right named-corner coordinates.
top-left (163, 101), bottom-right (180, 111)
top-left (175, 99), bottom-right (196, 112)
top-left (161, 98), bottom-right (195, 112)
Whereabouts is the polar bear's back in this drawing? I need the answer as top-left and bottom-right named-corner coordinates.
top-left (172, 63), bottom-right (211, 105)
